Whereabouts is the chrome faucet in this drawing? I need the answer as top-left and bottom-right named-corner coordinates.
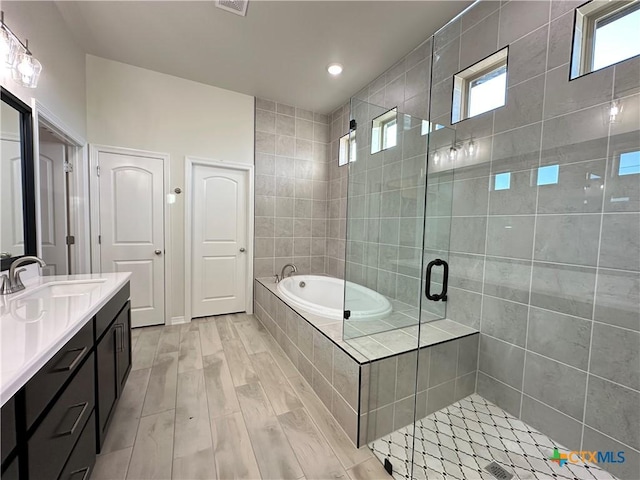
top-left (279, 263), bottom-right (297, 281)
top-left (0, 256), bottom-right (47, 295)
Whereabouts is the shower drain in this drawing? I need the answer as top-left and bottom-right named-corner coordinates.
top-left (484, 462), bottom-right (513, 480)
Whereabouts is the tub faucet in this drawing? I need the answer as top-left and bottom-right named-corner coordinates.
top-left (0, 256), bottom-right (47, 295)
top-left (280, 263), bottom-right (297, 281)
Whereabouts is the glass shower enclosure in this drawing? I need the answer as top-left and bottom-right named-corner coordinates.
top-left (343, 96), bottom-right (473, 479)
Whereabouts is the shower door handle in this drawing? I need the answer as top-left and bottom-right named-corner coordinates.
top-left (425, 259), bottom-right (448, 302)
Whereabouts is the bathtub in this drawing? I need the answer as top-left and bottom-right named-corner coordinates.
top-left (276, 275), bottom-right (392, 321)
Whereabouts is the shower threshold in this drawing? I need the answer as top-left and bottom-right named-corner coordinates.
top-left (370, 394), bottom-right (618, 480)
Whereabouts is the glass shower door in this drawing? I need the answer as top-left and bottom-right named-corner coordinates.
top-left (341, 97), bottom-right (458, 479)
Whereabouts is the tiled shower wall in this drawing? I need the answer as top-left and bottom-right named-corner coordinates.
top-left (326, 37), bottom-right (434, 292)
top-left (324, 1), bottom-right (638, 478)
top-left (426, 2), bottom-right (639, 479)
top-left (254, 98), bottom-right (330, 277)
top-left (325, 107), bottom-right (349, 278)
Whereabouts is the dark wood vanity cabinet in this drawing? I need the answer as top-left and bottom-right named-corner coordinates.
top-left (95, 291), bottom-right (132, 451)
top-left (0, 282), bottom-right (131, 480)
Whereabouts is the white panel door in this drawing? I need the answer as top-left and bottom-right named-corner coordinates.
top-left (192, 164), bottom-right (247, 317)
top-left (0, 138), bottom-right (24, 259)
top-left (98, 151), bottom-right (165, 327)
top-left (39, 142), bottom-right (68, 275)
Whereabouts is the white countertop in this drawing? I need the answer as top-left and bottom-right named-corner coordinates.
top-left (0, 272), bottom-right (131, 406)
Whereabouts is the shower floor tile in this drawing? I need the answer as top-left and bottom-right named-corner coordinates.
top-left (370, 394), bottom-right (618, 480)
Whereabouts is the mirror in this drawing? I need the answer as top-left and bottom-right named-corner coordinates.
top-left (1, 87), bottom-right (37, 271)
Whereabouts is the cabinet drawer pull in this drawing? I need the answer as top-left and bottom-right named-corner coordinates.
top-left (54, 402), bottom-right (88, 437)
top-left (68, 467), bottom-right (91, 480)
top-left (115, 324), bottom-right (124, 353)
top-left (51, 347), bottom-right (88, 372)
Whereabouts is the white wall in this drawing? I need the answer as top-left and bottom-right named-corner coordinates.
top-left (0, 1), bottom-right (86, 138)
top-left (86, 55), bottom-right (255, 319)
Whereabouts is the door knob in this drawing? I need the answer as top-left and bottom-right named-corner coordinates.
top-left (154, 249), bottom-right (162, 255)
top-left (239, 248), bottom-right (246, 252)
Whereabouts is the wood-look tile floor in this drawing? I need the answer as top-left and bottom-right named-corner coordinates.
top-left (91, 313), bottom-right (390, 480)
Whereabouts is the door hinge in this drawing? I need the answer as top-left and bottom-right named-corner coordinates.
top-left (96, 165), bottom-right (101, 176)
top-left (344, 310), bottom-right (351, 320)
top-left (66, 235), bottom-right (75, 245)
top-left (98, 235), bottom-right (101, 244)
top-left (349, 119), bottom-right (357, 131)
top-left (63, 161), bottom-right (73, 173)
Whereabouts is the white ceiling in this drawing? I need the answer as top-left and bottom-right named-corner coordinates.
top-left (56, 1), bottom-right (471, 114)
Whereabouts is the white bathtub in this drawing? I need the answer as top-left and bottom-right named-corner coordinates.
top-left (276, 275), bottom-right (392, 321)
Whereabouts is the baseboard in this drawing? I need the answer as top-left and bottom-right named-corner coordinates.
top-left (170, 316), bottom-right (187, 325)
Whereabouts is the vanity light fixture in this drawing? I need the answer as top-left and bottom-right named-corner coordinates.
top-left (449, 145), bottom-right (458, 162)
top-left (327, 63), bottom-right (343, 76)
top-left (466, 137), bottom-right (477, 157)
top-left (0, 12), bottom-right (42, 88)
top-left (0, 14), bottom-right (18, 71)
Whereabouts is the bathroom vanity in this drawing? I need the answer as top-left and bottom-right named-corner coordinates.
top-left (0, 273), bottom-right (132, 480)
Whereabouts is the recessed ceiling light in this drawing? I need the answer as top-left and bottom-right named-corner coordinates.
top-left (327, 63), bottom-right (343, 76)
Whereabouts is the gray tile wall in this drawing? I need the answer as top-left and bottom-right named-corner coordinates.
top-left (326, 106), bottom-right (350, 278)
top-left (326, 38), bottom-right (434, 303)
top-left (254, 98), bottom-right (330, 278)
top-left (362, 333), bottom-right (478, 443)
top-left (426, 2), bottom-right (640, 478)
top-left (324, 1), bottom-right (638, 477)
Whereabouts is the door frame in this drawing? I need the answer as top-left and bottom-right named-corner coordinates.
top-left (89, 144), bottom-right (172, 326)
top-left (185, 156), bottom-right (254, 323)
top-left (32, 100), bottom-right (90, 273)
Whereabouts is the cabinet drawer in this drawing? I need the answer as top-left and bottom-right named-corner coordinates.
top-left (25, 320), bottom-right (94, 431)
top-left (28, 353), bottom-right (95, 480)
top-left (1, 397), bottom-right (16, 465)
top-left (58, 410), bottom-right (96, 480)
top-left (95, 283), bottom-right (129, 341)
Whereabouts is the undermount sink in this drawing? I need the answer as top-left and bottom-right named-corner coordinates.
top-left (16, 279), bottom-right (108, 300)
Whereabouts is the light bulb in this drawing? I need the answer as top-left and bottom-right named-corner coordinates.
top-left (0, 28), bottom-right (17, 70)
top-left (11, 49), bottom-right (41, 88)
top-left (466, 138), bottom-right (477, 157)
top-left (605, 99), bottom-right (623, 124)
top-left (17, 57), bottom-right (34, 76)
top-left (449, 146), bottom-right (458, 161)
top-left (327, 63), bottom-right (343, 76)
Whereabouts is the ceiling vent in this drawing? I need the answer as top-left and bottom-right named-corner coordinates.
top-left (215, 0), bottom-right (249, 16)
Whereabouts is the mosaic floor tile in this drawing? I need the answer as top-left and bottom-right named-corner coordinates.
top-left (370, 394), bottom-right (618, 480)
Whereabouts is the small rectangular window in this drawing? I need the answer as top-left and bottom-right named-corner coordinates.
top-left (537, 165), bottom-right (560, 186)
top-left (371, 108), bottom-right (397, 154)
top-left (571, 0), bottom-right (640, 79)
top-left (452, 47), bottom-right (508, 124)
top-left (494, 172), bottom-right (511, 191)
top-left (339, 132), bottom-right (357, 166)
top-left (619, 150), bottom-right (640, 176)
